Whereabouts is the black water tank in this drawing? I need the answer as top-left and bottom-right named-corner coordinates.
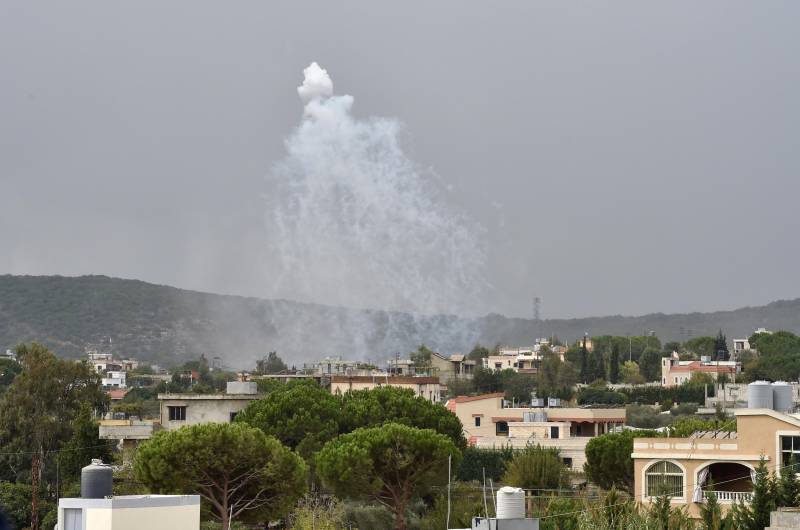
top-left (81, 459), bottom-right (112, 499)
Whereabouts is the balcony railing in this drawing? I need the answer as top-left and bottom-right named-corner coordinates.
top-left (704, 490), bottom-right (752, 502)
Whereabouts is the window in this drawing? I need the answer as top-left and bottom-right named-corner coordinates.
top-left (63, 508), bottom-right (83, 530)
top-left (550, 426), bottom-right (560, 439)
top-left (562, 457), bottom-right (573, 469)
top-left (646, 461), bottom-right (683, 497)
top-left (475, 417), bottom-right (481, 427)
top-left (781, 436), bottom-right (800, 468)
top-left (496, 421), bottom-right (509, 436)
top-left (229, 411), bottom-right (239, 422)
top-left (168, 405), bottom-right (186, 421)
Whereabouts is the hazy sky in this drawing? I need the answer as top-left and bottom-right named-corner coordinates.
top-left (2, 1), bottom-right (799, 319)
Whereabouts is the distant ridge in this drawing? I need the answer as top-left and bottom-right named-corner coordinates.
top-left (1, 274), bottom-right (798, 369)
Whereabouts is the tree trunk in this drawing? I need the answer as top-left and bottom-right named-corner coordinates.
top-left (31, 451), bottom-right (40, 530)
top-left (393, 508), bottom-right (406, 530)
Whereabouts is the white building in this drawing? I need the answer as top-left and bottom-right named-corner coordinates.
top-left (102, 371), bottom-right (127, 388)
top-left (58, 495), bottom-right (200, 530)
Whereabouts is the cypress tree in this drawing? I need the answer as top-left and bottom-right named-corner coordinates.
top-left (714, 330), bottom-right (729, 361)
top-left (609, 345), bottom-right (620, 384)
top-left (777, 455), bottom-right (800, 508)
top-left (699, 479), bottom-right (722, 530)
top-left (579, 336), bottom-right (589, 384)
top-left (750, 457), bottom-right (776, 530)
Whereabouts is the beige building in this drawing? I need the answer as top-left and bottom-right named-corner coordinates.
top-left (661, 355), bottom-right (739, 387)
top-left (58, 495), bottom-right (200, 530)
top-left (633, 408), bottom-right (800, 518)
top-left (430, 353), bottom-right (476, 383)
top-left (447, 393), bottom-right (625, 470)
top-left (330, 375), bottom-right (441, 403)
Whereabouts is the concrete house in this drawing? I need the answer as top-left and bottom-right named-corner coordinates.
top-left (446, 392), bottom-right (625, 470)
top-left (330, 375), bottom-right (441, 403)
top-left (430, 352), bottom-right (476, 383)
top-left (661, 354), bottom-right (739, 387)
top-left (633, 408), bottom-right (800, 518)
top-left (158, 381), bottom-right (261, 430)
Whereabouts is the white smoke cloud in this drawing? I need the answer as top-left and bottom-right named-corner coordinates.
top-left (264, 62), bottom-right (487, 356)
top-left (296, 62), bottom-right (334, 104)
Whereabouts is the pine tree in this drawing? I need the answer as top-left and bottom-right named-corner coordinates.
top-left (777, 455), bottom-right (800, 508)
top-left (699, 480), bottom-right (723, 530)
top-left (609, 345), bottom-right (620, 384)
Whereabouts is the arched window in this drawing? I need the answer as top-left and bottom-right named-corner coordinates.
top-left (646, 461), bottom-right (684, 497)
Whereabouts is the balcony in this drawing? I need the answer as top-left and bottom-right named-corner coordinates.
top-left (704, 490), bottom-right (752, 503)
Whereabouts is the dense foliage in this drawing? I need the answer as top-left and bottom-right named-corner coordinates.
top-left (316, 423), bottom-right (460, 530)
top-left (584, 430), bottom-right (658, 493)
top-left (135, 422), bottom-right (306, 528)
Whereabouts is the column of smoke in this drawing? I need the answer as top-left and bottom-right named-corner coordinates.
top-left (264, 63), bottom-right (488, 359)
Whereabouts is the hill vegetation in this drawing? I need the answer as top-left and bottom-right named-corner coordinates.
top-left (1, 274), bottom-right (799, 368)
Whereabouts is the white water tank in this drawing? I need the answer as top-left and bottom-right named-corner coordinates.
top-left (748, 381), bottom-right (773, 409)
top-left (773, 382), bottom-right (793, 413)
top-left (496, 486), bottom-right (525, 519)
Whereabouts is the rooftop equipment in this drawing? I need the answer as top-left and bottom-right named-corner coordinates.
top-left (81, 459), bottom-right (112, 499)
top-left (773, 382), bottom-right (793, 413)
top-left (747, 381), bottom-right (773, 410)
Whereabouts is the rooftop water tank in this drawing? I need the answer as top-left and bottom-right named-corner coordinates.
top-left (748, 381), bottom-right (773, 410)
top-left (81, 459), bottom-right (112, 499)
top-left (226, 381), bottom-right (258, 395)
top-left (496, 486), bottom-right (525, 519)
top-left (773, 382), bottom-right (793, 413)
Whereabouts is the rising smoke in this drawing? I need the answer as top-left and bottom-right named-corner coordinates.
top-left (264, 62), bottom-right (488, 358)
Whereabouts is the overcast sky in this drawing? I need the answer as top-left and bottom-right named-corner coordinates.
top-left (2, 1), bottom-right (799, 319)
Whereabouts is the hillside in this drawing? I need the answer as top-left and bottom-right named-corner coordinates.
top-left (1, 275), bottom-right (799, 369)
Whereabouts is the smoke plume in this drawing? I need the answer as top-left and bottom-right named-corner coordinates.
top-left (264, 63), bottom-right (487, 357)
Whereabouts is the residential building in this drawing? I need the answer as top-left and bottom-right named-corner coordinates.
top-left (102, 370), bottom-right (127, 388)
top-left (158, 381), bottom-right (261, 431)
top-left (632, 407), bottom-right (800, 519)
top-left (330, 375), bottom-right (441, 403)
top-left (99, 419), bottom-right (160, 458)
top-left (732, 338), bottom-right (751, 356)
top-left (58, 495), bottom-right (200, 530)
top-left (430, 352), bottom-right (475, 383)
top-left (387, 358), bottom-right (416, 375)
top-left (661, 354), bottom-right (739, 387)
top-left (1, 349), bottom-right (17, 362)
top-left (446, 392), bottom-right (625, 470)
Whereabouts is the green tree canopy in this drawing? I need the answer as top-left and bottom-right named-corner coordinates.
top-left (584, 430), bottom-right (656, 493)
top-left (501, 445), bottom-right (567, 491)
top-left (256, 351), bottom-right (288, 374)
top-left (316, 423), bottom-right (460, 530)
top-left (466, 344), bottom-right (491, 362)
top-left (135, 422), bottom-right (306, 529)
top-left (684, 336), bottom-right (716, 358)
top-left (0, 343), bottom-right (108, 530)
top-left (409, 344), bottom-right (434, 372)
top-left (235, 380), bottom-right (341, 460)
top-left (339, 386), bottom-right (465, 449)
top-left (638, 347), bottom-right (662, 382)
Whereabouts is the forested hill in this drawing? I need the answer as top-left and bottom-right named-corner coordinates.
top-left (1, 275), bottom-right (799, 369)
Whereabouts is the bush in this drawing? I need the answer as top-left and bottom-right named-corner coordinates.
top-left (455, 446), bottom-right (513, 482)
top-left (625, 404), bottom-right (672, 429)
top-left (502, 445), bottom-right (567, 491)
top-left (577, 387), bottom-right (627, 405)
top-left (618, 384), bottom-right (705, 405)
top-left (419, 483), bottom-right (484, 530)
